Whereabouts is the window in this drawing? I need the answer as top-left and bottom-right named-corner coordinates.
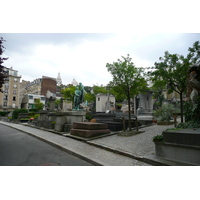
top-left (4, 96), bottom-right (8, 101)
top-left (4, 89), bottom-right (8, 94)
top-left (3, 102), bottom-right (7, 106)
top-left (41, 97), bottom-right (45, 101)
top-left (13, 84), bottom-right (17, 88)
top-left (5, 83), bottom-right (9, 88)
top-left (14, 78), bottom-right (18, 82)
top-left (13, 90), bottom-right (17, 95)
top-left (98, 97), bottom-right (100, 101)
top-left (13, 96), bottom-right (16, 101)
top-left (29, 95), bottom-right (33, 100)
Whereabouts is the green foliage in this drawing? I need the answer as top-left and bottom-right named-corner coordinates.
top-left (184, 96), bottom-right (200, 122)
top-left (106, 54), bottom-right (147, 131)
top-left (12, 108), bottom-right (28, 119)
top-left (177, 119), bottom-right (200, 129)
top-left (106, 54), bottom-right (148, 98)
top-left (29, 108), bottom-right (38, 112)
top-left (86, 112), bottom-right (92, 121)
top-left (92, 85), bottom-right (107, 94)
top-left (0, 37), bottom-right (9, 92)
top-left (152, 135), bottom-right (163, 142)
top-left (148, 41), bottom-right (200, 123)
top-left (0, 111), bottom-right (10, 116)
top-left (34, 99), bottom-right (44, 111)
top-left (55, 99), bottom-right (61, 105)
top-left (109, 85), bottom-right (126, 102)
top-left (84, 92), bottom-right (95, 103)
top-left (165, 127), bottom-right (183, 132)
top-left (153, 104), bottom-right (175, 123)
top-left (187, 41), bottom-right (200, 64)
top-left (28, 112), bottom-right (40, 119)
top-left (61, 85), bottom-right (76, 101)
top-left (177, 95), bottom-right (200, 129)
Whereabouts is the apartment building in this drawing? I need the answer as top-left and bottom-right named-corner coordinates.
top-left (0, 67), bottom-right (21, 111)
top-left (21, 94), bottom-right (46, 109)
top-left (19, 76), bottom-right (57, 109)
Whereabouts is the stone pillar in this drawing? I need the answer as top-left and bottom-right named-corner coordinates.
top-left (49, 96), bottom-right (56, 111)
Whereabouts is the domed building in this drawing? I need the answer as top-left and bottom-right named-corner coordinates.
top-left (72, 78), bottom-right (78, 86)
top-left (57, 73), bottom-right (62, 86)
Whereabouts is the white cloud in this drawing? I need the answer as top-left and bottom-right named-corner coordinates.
top-left (2, 33), bottom-right (200, 86)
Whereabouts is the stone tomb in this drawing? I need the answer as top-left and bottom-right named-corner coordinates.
top-left (153, 128), bottom-right (200, 165)
top-left (70, 122), bottom-right (110, 138)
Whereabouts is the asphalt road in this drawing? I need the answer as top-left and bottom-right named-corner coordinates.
top-left (0, 124), bottom-right (94, 166)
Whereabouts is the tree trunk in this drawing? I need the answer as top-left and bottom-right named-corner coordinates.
top-left (128, 95), bottom-right (131, 131)
top-left (180, 92), bottom-right (184, 123)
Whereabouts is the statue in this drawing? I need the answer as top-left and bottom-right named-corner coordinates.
top-left (73, 83), bottom-right (85, 110)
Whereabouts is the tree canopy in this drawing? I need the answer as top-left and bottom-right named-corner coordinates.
top-left (148, 41), bottom-right (200, 122)
top-left (106, 54), bottom-right (147, 131)
top-left (61, 85), bottom-right (76, 101)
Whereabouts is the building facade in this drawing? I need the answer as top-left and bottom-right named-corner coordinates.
top-left (21, 94), bottom-right (46, 109)
top-left (19, 76), bottom-right (57, 108)
top-left (0, 67), bottom-right (21, 111)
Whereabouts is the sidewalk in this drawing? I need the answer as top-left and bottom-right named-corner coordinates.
top-left (0, 121), bottom-right (175, 166)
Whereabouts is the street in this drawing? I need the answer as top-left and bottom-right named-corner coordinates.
top-left (0, 124), bottom-right (94, 166)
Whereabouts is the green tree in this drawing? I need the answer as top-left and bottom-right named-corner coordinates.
top-left (61, 85), bottom-right (76, 101)
top-left (187, 41), bottom-right (200, 64)
top-left (92, 85), bottom-right (107, 94)
top-left (34, 99), bottom-right (44, 111)
top-left (149, 41), bottom-right (200, 123)
top-left (106, 54), bottom-right (147, 131)
top-left (84, 92), bottom-right (95, 103)
top-left (109, 85), bottom-right (126, 102)
top-left (149, 52), bottom-right (188, 122)
top-left (0, 37), bottom-right (8, 92)
top-left (84, 85), bottom-right (108, 103)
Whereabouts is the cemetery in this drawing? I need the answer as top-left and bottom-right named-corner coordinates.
top-left (1, 40), bottom-right (200, 166)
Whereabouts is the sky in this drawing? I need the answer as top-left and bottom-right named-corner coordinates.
top-left (1, 33), bottom-right (200, 86)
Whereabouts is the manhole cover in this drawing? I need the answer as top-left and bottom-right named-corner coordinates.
top-left (37, 163), bottom-right (60, 166)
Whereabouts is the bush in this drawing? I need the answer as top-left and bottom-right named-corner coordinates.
top-left (153, 104), bottom-right (176, 124)
top-left (28, 112), bottom-right (40, 120)
top-left (86, 112), bottom-right (92, 121)
top-left (152, 135), bottom-right (163, 142)
top-left (29, 109), bottom-right (38, 113)
top-left (0, 111), bottom-right (10, 116)
top-left (12, 108), bottom-right (28, 119)
top-left (184, 96), bottom-right (200, 122)
top-left (177, 119), bottom-right (200, 129)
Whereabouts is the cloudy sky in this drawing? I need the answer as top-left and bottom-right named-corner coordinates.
top-left (1, 33), bottom-right (200, 86)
